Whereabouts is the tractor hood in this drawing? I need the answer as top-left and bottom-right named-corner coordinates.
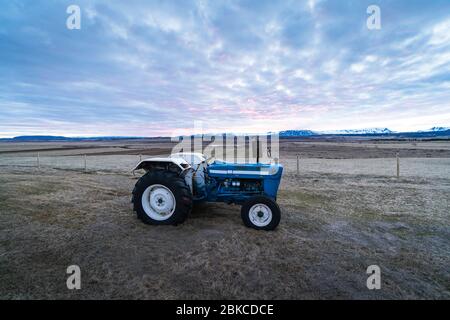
top-left (207, 161), bottom-right (283, 200)
top-left (208, 161), bottom-right (282, 177)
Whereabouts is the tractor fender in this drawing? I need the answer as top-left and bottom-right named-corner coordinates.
top-left (132, 157), bottom-right (194, 194)
top-left (132, 157), bottom-right (190, 173)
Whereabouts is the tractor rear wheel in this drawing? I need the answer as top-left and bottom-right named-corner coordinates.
top-left (132, 170), bottom-right (192, 225)
top-left (241, 196), bottom-right (281, 231)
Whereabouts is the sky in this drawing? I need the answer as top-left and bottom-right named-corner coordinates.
top-left (1, 0), bottom-right (450, 137)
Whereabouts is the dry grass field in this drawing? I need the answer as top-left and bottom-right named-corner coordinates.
top-left (0, 138), bottom-right (449, 299)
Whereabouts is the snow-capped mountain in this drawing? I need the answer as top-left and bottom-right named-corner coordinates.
top-left (2, 127), bottom-right (449, 141)
top-left (279, 130), bottom-right (317, 137)
top-left (428, 127), bottom-right (450, 132)
top-left (319, 128), bottom-right (394, 135)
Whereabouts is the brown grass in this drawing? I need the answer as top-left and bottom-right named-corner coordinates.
top-left (0, 140), bottom-right (449, 299)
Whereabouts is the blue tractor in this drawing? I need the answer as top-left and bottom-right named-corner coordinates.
top-left (132, 152), bottom-right (283, 230)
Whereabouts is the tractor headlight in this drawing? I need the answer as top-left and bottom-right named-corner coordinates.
top-left (269, 166), bottom-right (279, 175)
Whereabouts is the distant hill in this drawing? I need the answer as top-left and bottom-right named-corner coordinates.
top-left (0, 135), bottom-right (151, 142)
top-left (428, 127), bottom-right (450, 132)
top-left (389, 129), bottom-right (450, 138)
top-left (280, 127), bottom-right (449, 138)
top-left (11, 135), bottom-right (74, 141)
top-left (319, 128), bottom-right (394, 135)
top-left (1, 127), bottom-right (449, 141)
top-left (279, 130), bottom-right (316, 137)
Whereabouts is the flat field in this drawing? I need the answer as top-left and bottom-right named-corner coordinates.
top-left (0, 138), bottom-right (449, 299)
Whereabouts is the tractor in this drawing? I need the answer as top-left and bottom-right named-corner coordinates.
top-left (131, 151), bottom-right (283, 230)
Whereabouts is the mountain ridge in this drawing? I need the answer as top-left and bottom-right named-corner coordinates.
top-left (1, 127), bottom-right (449, 141)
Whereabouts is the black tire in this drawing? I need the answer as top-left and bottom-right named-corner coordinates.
top-left (132, 170), bottom-right (193, 225)
top-left (241, 196), bottom-right (281, 231)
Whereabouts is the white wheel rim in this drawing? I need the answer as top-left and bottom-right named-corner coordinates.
top-left (249, 203), bottom-right (272, 227)
top-left (141, 184), bottom-right (176, 221)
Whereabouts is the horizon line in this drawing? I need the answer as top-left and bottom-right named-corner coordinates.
top-left (1, 126), bottom-right (449, 140)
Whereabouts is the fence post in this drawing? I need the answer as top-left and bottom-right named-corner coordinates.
top-left (396, 152), bottom-right (400, 178)
top-left (296, 154), bottom-right (299, 175)
top-left (84, 154), bottom-right (87, 172)
top-left (37, 153), bottom-right (40, 171)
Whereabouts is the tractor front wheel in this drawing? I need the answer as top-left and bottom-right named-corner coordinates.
top-left (241, 196), bottom-right (281, 231)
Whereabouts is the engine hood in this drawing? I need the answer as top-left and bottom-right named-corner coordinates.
top-left (208, 161), bottom-right (282, 176)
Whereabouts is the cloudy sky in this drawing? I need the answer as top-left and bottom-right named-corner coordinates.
top-left (1, 0), bottom-right (450, 137)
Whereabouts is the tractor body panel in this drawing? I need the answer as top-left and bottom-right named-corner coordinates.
top-left (205, 161), bottom-right (283, 204)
